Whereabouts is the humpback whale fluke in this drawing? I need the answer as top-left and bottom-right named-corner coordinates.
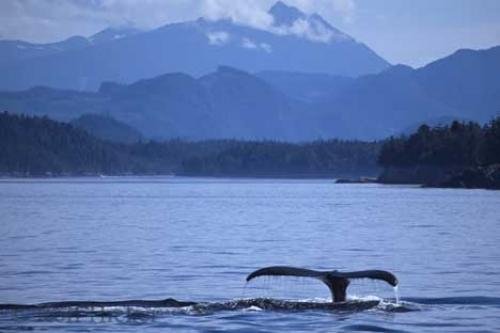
top-left (246, 266), bottom-right (398, 303)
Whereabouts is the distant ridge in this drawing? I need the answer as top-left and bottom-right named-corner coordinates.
top-left (0, 46), bottom-right (499, 141)
top-left (0, 112), bottom-right (380, 178)
top-left (0, 27), bottom-right (139, 68)
top-left (71, 114), bottom-right (143, 144)
top-left (0, 2), bottom-right (389, 91)
top-left (270, 1), bottom-right (306, 26)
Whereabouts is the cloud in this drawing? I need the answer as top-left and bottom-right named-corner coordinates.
top-left (201, 0), bottom-right (355, 43)
top-left (201, 0), bottom-right (356, 34)
top-left (202, 0), bottom-right (274, 29)
top-left (271, 17), bottom-right (349, 43)
top-left (207, 31), bottom-right (230, 45)
top-left (0, 0), bottom-right (201, 42)
top-left (241, 37), bottom-right (258, 49)
top-left (0, 0), bottom-right (356, 43)
top-left (286, 19), bottom-right (334, 43)
top-left (0, 0), bottom-right (109, 42)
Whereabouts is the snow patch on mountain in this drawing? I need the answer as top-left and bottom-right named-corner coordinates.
top-left (241, 38), bottom-right (272, 53)
top-left (206, 31), bottom-right (230, 46)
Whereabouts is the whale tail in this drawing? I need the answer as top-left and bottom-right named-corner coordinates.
top-left (246, 266), bottom-right (398, 303)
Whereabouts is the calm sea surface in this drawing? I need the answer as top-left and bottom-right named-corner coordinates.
top-left (0, 177), bottom-right (499, 332)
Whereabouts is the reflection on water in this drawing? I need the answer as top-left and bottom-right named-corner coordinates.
top-left (0, 177), bottom-right (500, 332)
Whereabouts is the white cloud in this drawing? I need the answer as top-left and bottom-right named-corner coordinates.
top-left (207, 31), bottom-right (230, 45)
top-left (272, 18), bottom-right (335, 43)
top-left (200, 0), bottom-right (356, 40)
top-left (293, 19), bottom-right (333, 42)
top-left (0, 0), bottom-right (356, 43)
top-left (241, 37), bottom-right (258, 49)
top-left (201, 0), bottom-right (354, 43)
top-left (202, 0), bottom-right (274, 30)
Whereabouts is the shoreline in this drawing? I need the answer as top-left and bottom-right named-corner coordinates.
top-left (0, 172), bottom-right (379, 181)
top-left (2, 172), bottom-right (498, 190)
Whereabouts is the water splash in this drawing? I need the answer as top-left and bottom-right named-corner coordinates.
top-left (393, 286), bottom-right (400, 304)
top-left (241, 281), bottom-right (249, 299)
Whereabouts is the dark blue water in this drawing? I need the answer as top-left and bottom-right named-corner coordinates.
top-left (0, 177), bottom-right (499, 332)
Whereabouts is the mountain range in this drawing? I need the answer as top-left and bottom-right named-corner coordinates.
top-left (0, 66), bottom-right (307, 141)
top-left (1, 45), bottom-right (499, 141)
top-left (0, 1), bottom-right (388, 91)
top-left (0, 1), bottom-right (498, 141)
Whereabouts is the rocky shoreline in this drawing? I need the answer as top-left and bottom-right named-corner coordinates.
top-left (378, 164), bottom-right (500, 190)
top-left (436, 164), bottom-right (500, 190)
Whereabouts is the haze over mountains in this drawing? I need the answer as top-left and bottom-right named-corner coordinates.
top-left (0, 2), bottom-right (499, 141)
top-left (2, 44), bottom-right (499, 141)
top-left (0, 66), bottom-right (308, 141)
top-left (0, 1), bottom-right (388, 91)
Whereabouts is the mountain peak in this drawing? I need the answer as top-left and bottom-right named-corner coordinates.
top-left (267, 1), bottom-right (351, 43)
top-left (269, 1), bottom-right (306, 26)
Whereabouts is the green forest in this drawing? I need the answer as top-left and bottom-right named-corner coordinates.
top-left (2, 111), bottom-right (499, 187)
top-left (379, 119), bottom-right (500, 167)
top-left (0, 112), bottom-right (380, 177)
top-left (378, 118), bottom-right (500, 188)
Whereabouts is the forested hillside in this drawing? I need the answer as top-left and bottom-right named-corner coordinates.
top-left (0, 112), bottom-right (129, 175)
top-left (0, 112), bottom-right (380, 177)
top-left (378, 118), bottom-right (500, 188)
top-left (182, 140), bottom-right (379, 177)
top-left (71, 114), bottom-right (143, 144)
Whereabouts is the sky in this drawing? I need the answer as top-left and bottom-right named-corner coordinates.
top-left (1, 0), bottom-right (500, 67)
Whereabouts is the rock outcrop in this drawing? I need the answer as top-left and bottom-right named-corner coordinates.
top-left (378, 164), bottom-right (500, 190)
top-left (438, 164), bottom-right (500, 189)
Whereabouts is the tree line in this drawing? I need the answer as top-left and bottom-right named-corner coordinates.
top-left (0, 112), bottom-right (381, 177)
top-left (378, 118), bottom-right (500, 169)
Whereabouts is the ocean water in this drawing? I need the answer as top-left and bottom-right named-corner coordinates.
top-left (0, 177), bottom-right (499, 332)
